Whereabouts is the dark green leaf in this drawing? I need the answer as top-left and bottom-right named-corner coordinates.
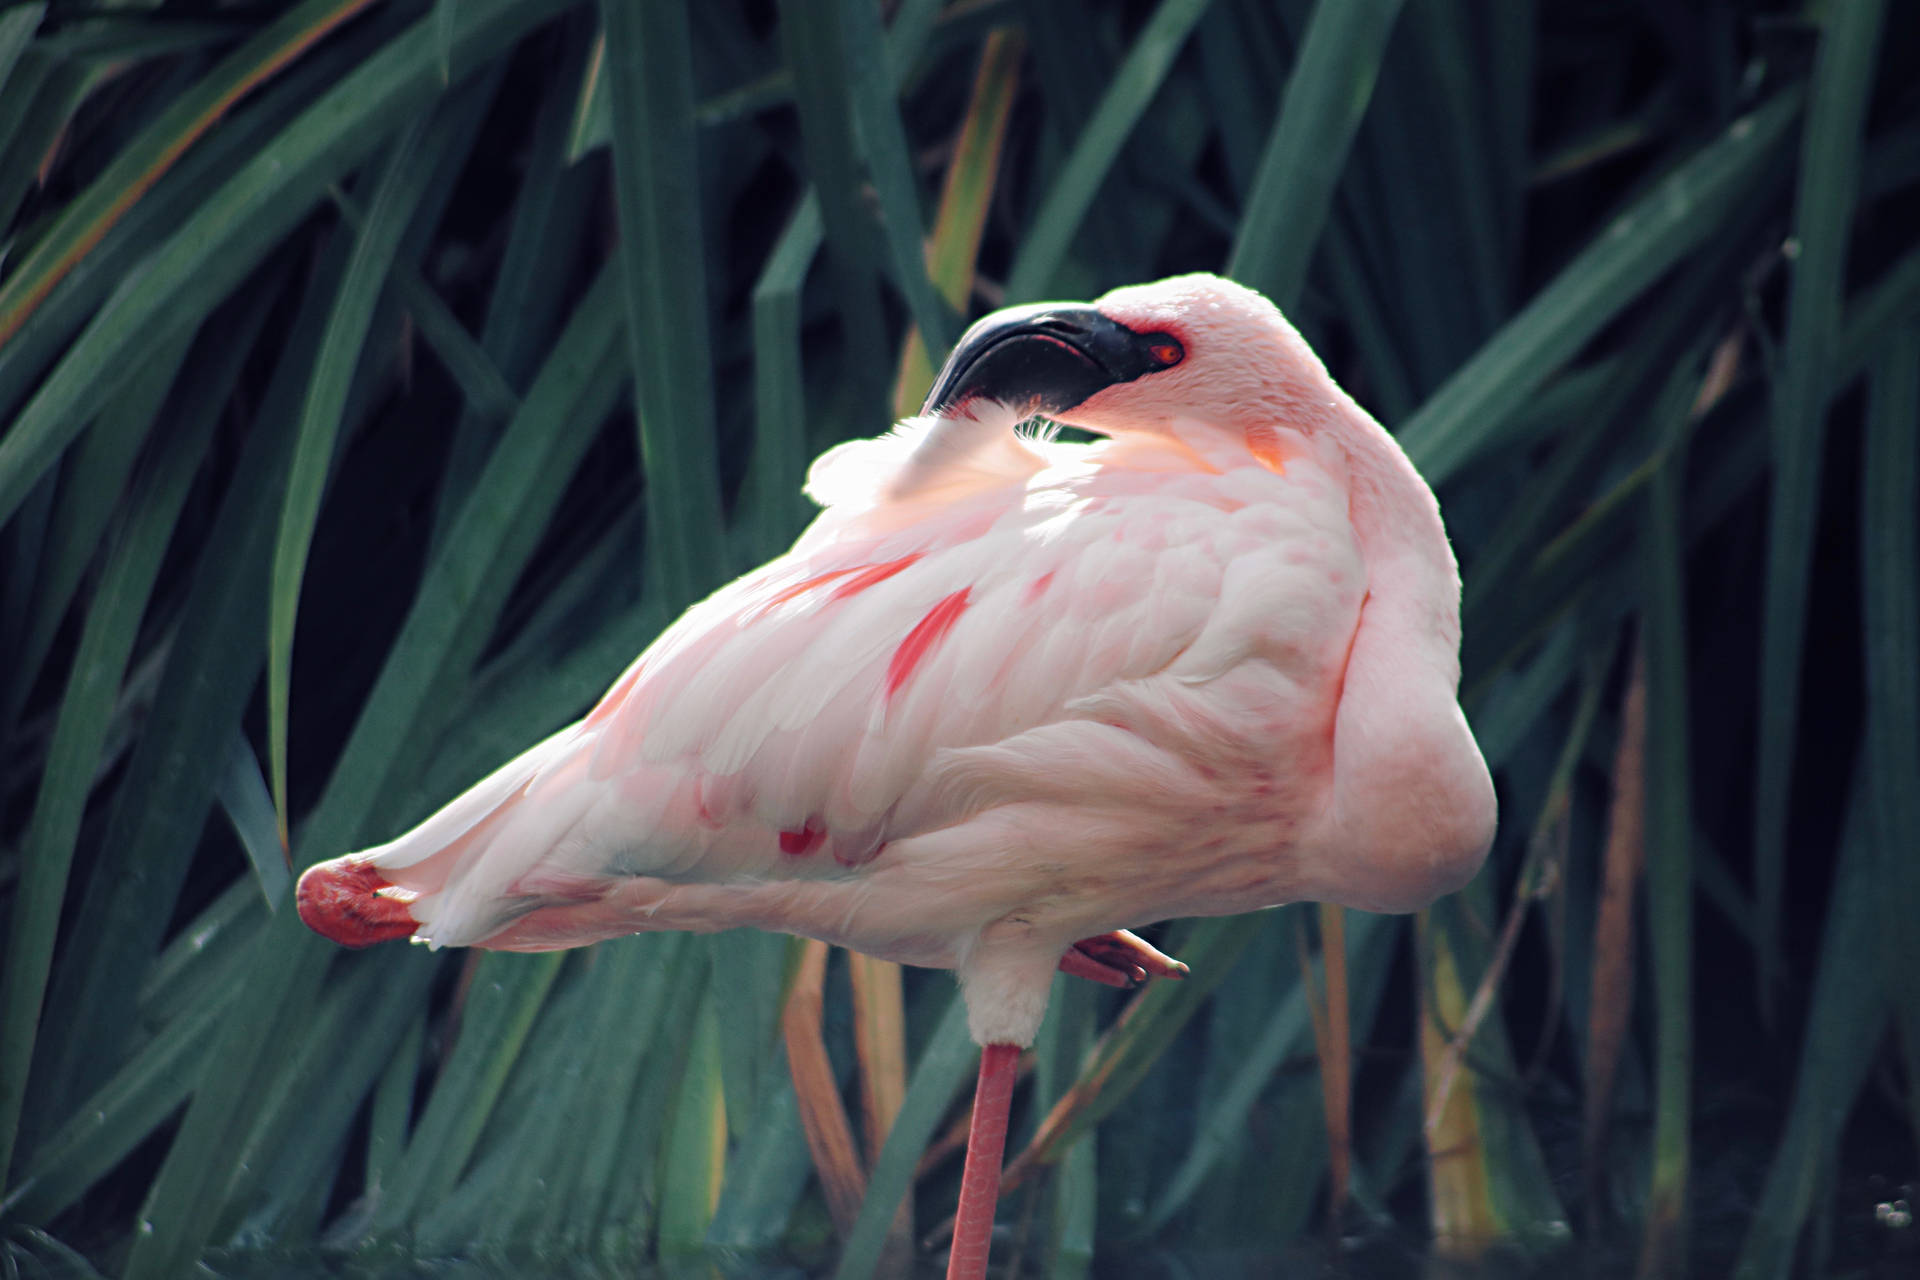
top-left (601, 0), bottom-right (728, 608)
top-left (1753, 0), bottom-right (1887, 1014)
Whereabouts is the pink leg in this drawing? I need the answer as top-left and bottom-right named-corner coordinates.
top-left (947, 1042), bottom-right (1020, 1280)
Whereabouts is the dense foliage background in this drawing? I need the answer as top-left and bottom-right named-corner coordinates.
top-left (1, 0), bottom-right (1916, 1275)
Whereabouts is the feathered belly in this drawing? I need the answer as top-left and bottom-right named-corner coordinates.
top-left (822, 658), bottom-right (1341, 943)
top-left (422, 661), bottom-right (1337, 963)
top-left (1054, 717), bottom-right (1338, 930)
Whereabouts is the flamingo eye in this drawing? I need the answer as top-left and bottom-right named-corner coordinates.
top-left (1145, 336), bottom-right (1184, 367)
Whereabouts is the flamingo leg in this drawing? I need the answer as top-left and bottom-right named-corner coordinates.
top-left (947, 1041), bottom-right (1020, 1280)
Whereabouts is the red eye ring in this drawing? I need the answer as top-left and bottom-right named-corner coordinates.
top-left (1147, 338), bottom-right (1183, 367)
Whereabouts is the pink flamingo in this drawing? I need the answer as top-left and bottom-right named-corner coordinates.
top-left (297, 273), bottom-right (1495, 1278)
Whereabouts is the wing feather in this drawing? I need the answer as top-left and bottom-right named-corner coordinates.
top-left (347, 432), bottom-right (1365, 949)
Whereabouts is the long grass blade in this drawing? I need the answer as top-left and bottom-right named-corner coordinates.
top-left (1751, 0), bottom-right (1885, 1019)
top-left (0, 4), bottom-right (43, 101)
top-left (1858, 321), bottom-right (1920, 1147)
top-left (0, 0), bottom-right (381, 348)
top-left (1399, 0), bottom-right (1509, 334)
top-left (1585, 640), bottom-right (1647, 1226)
top-left (1733, 773), bottom-right (1887, 1277)
top-left (325, 186), bottom-right (520, 425)
top-left (0, 0), bottom-right (570, 534)
top-left (848, 950), bottom-right (913, 1273)
top-left (338, 275), bottom-right (629, 844)
top-left (26, 265), bottom-right (323, 1130)
top-left (1638, 342), bottom-right (1702, 1278)
top-left (0, 56), bottom-right (87, 239)
top-left (0, 44), bottom-right (51, 208)
top-left (1397, 89), bottom-right (1799, 487)
top-left (1004, 0), bottom-right (1214, 302)
top-left (1225, 0), bottom-right (1404, 309)
top-left (551, 936), bottom-right (690, 1243)
top-left (215, 730), bottom-right (291, 909)
top-left (223, 949), bottom-right (438, 1243)
top-left (1147, 910), bottom-right (1391, 1230)
top-left (748, 195), bottom-right (824, 560)
top-left (4, 323), bottom-right (195, 723)
top-left (30, 16), bottom-right (244, 66)
top-left (782, 938), bottom-right (866, 1238)
top-left (2, 964), bottom-right (228, 1224)
top-left (375, 951), bottom-right (568, 1226)
top-left (708, 1036), bottom-right (815, 1250)
top-left (1312, 901), bottom-right (1352, 1226)
top-left (836, 0), bottom-right (950, 357)
top-left (267, 122), bottom-right (438, 842)
top-left (659, 986), bottom-right (728, 1258)
top-left (1042, 984), bottom-right (1097, 1279)
top-left (601, 0), bottom-right (728, 609)
top-left (709, 928), bottom-right (790, 1144)
top-left (892, 27), bottom-right (1022, 418)
top-left (433, 22), bottom-right (596, 546)
top-left (1002, 914), bottom-right (1263, 1193)
top-left (441, 935), bottom-right (688, 1247)
top-left (126, 251), bottom-right (626, 1279)
top-left (1458, 249), bottom-right (1751, 630)
top-left (781, 0), bottom-right (888, 408)
top-left (403, 960), bottom-right (593, 1245)
top-left (1417, 906), bottom-right (1488, 1256)
top-left (12, 887), bottom-right (261, 1222)
top-left (1836, 244), bottom-right (1920, 384)
top-left (137, 884), bottom-right (266, 1033)
top-left (364, 1012), bottom-right (423, 1199)
top-left (833, 992), bottom-right (974, 1280)
top-left (591, 946), bottom-right (708, 1243)
top-left (0, 4), bottom-right (402, 429)
top-left (1419, 887), bottom-right (1569, 1258)
top-left (0, 336), bottom-right (223, 1184)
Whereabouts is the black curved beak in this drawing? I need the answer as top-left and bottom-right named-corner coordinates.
top-left (921, 304), bottom-right (1180, 417)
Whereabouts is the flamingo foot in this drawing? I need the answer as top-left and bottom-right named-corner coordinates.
top-left (295, 858), bottom-right (417, 947)
top-left (1058, 929), bottom-right (1190, 988)
top-left (947, 1041), bottom-right (1020, 1280)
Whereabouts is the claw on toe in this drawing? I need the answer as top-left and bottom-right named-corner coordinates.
top-left (1058, 929), bottom-right (1190, 988)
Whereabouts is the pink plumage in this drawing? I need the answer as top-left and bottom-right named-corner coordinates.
top-left (296, 273), bottom-right (1494, 1276)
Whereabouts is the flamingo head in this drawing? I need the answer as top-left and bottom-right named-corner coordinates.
top-left (923, 273), bottom-right (1342, 442)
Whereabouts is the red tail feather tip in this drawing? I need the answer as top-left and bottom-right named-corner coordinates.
top-left (296, 858), bottom-right (419, 947)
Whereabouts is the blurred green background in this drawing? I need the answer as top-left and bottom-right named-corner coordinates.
top-left (1, 0), bottom-right (1917, 1275)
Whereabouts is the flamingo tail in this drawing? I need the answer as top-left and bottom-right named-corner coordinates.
top-left (295, 724), bottom-right (595, 949)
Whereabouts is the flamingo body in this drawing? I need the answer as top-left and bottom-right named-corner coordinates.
top-left (298, 274), bottom-right (1494, 1268)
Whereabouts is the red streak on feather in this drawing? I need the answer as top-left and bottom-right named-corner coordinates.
top-left (752, 554), bottom-right (924, 620)
top-left (779, 823), bottom-right (826, 857)
top-left (828, 554), bottom-right (923, 600)
top-left (886, 588), bottom-right (972, 701)
top-left (761, 565), bottom-right (864, 611)
top-left (1024, 571), bottom-right (1056, 604)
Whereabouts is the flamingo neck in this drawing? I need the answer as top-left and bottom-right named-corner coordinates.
top-left (1337, 407), bottom-right (1463, 668)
